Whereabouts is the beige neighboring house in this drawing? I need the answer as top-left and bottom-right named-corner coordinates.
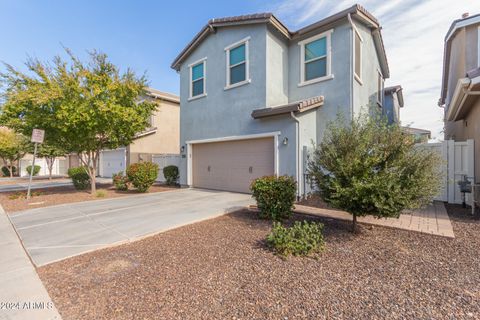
top-left (440, 12), bottom-right (480, 183)
top-left (69, 88), bottom-right (180, 177)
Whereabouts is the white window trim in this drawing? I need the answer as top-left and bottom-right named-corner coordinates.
top-left (298, 29), bottom-right (334, 87)
top-left (353, 26), bottom-right (363, 85)
top-left (225, 36), bottom-right (251, 90)
top-left (377, 69), bottom-right (384, 106)
top-left (188, 57), bottom-right (207, 101)
top-left (477, 26), bottom-right (480, 67)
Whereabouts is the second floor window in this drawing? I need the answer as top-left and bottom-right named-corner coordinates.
top-left (299, 30), bottom-right (333, 86)
top-left (225, 37), bottom-right (250, 89)
top-left (189, 58), bottom-right (206, 99)
top-left (354, 28), bottom-right (363, 83)
top-left (377, 70), bottom-right (384, 106)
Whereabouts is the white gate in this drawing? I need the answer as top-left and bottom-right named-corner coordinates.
top-left (419, 139), bottom-right (474, 205)
top-left (152, 154), bottom-right (181, 183)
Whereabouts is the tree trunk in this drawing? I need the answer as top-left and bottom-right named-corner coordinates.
top-left (352, 213), bottom-right (357, 233)
top-left (8, 161), bottom-right (13, 178)
top-left (46, 157), bottom-right (54, 180)
top-left (90, 167), bottom-right (96, 194)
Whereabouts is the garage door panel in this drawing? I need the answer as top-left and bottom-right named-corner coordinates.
top-left (192, 137), bottom-right (274, 193)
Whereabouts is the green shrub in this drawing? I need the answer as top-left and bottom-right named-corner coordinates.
top-left (67, 166), bottom-right (90, 190)
top-left (1, 166), bottom-right (16, 177)
top-left (163, 165), bottom-right (179, 186)
top-left (250, 175), bottom-right (297, 221)
top-left (266, 221), bottom-right (325, 257)
top-left (126, 162), bottom-right (159, 192)
top-left (26, 165), bottom-right (41, 176)
top-left (112, 172), bottom-right (129, 191)
top-left (95, 190), bottom-right (106, 198)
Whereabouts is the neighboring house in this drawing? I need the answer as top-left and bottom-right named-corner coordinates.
top-left (440, 12), bottom-right (480, 183)
top-left (171, 4), bottom-right (390, 195)
top-left (383, 85), bottom-right (404, 124)
top-left (69, 88), bottom-right (180, 177)
top-left (401, 127), bottom-right (431, 143)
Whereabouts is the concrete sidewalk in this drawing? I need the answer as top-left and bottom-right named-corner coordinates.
top-left (0, 206), bottom-right (61, 319)
top-left (0, 177), bottom-right (111, 193)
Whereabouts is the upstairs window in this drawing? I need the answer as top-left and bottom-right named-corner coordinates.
top-left (354, 28), bottom-right (363, 83)
top-left (225, 37), bottom-right (250, 89)
top-left (299, 30), bottom-right (333, 86)
top-left (377, 70), bottom-right (384, 105)
top-left (189, 58), bottom-right (206, 100)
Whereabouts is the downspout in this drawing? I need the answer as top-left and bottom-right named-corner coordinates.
top-left (347, 13), bottom-right (355, 119)
top-left (290, 111), bottom-right (301, 199)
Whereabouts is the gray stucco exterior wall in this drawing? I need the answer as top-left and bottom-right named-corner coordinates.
top-left (177, 19), bottom-right (387, 192)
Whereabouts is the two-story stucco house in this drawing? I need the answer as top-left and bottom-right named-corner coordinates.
top-left (441, 12), bottom-right (480, 183)
top-left (171, 4), bottom-right (390, 195)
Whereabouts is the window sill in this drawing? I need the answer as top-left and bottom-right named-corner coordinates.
top-left (188, 93), bottom-right (207, 101)
top-left (354, 74), bottom-right (363, 85)
top-left (298, 74), bottom-right (334, 87)
top-left (224, 79), bottom-right (251, 91)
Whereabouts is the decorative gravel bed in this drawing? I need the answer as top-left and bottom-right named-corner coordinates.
top-left (0, 183), bottom-right (176, 212)
top-left (38, 205), bottom-right (480, 320)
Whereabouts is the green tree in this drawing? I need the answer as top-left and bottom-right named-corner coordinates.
top-left (37, 143), bottom-right (67, 180)
top-left (0, 49), bottom-right (157, 193)
top-left (308, 114), bottom-right (443, 232)
top-left (0, 128), bottom-right (30, 177)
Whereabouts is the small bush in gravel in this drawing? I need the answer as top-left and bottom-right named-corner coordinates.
top-left (1, 166), bottom-right (16, 177)
top-left (67, 167), bottom-right (90, 190)
top-left (163, 165), bottom-right (179, 186)
top-left (266, 221), bottom-right (325, 257)
top-left (95, 190), bottom-right (106, 198)
top-left (250, 175), bottom-right (297, 221)
top-left (26, 165), bottom-right (41, 176)
top-left (126, 162), bottom-right (159, 192)
top-left (112, 172), bottom-right (129, 191)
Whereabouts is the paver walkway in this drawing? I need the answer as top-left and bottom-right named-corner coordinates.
top-left (294, 201), bottom-right (455, 238)
top-left (0, 205), bottom-right (61, 320)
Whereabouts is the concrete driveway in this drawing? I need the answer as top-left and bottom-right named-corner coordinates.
top-left (10, 188), bottom-right (253, 266)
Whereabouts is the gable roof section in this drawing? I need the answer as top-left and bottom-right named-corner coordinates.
top-left (440, 13), bottom-right (480, 105)
top-left (171, 4), bottom-right (389, 78)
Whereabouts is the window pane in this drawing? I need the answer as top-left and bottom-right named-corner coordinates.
top-left (192, 63), bottom-right (204, 81)
top-left (305, 37), bottom-right (326, 61)
top-left (192, 79), bottom-right (204, 96)
top-left (355, 33), bottom-right (361, 77)
top-left (305, 58), bottom-right (326, 81)
top-left (230, 62), bottom-right (246, 84)
top-left (229, 44), bottom-right (245, 66)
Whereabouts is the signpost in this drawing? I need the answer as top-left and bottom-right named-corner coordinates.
top-left (26, 129), bottom-right (45, 200)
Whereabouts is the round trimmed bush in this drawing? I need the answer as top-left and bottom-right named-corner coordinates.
top-left (26, 165), bottom-right (41, 176)
top-left (126, 162), bottom-right (159, 192)
top-left (1, 166), bottom-right (16, 177)
top-left (250, 175), bottom-right (297, 221)
top-left (67, 166), bottom-right (90, 190)
top-left (163, 165), bottom-right (179, 186)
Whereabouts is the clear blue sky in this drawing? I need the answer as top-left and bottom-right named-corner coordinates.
top-left (0, 0), bottom-right (271, 94)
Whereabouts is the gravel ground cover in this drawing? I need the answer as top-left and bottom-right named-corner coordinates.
top-left (38, 205), bottom-right (480, 320)
top-left (0, 183), bottom-right (176, 212)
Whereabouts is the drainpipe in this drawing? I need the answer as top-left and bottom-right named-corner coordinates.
top-left (347, 13), bottom-right (355, 118)
top-left (290, 111), bottom-right (301, 199)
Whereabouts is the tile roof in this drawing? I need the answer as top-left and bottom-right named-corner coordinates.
top-left (171, 4), bottom-right (389, 77)
top-left (251, 96), bottom-right (324, 119)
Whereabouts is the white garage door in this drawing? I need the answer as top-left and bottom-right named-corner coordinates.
top-left (192, 137), bottom-right (274, 193)
top-left (101, 149), bottom-right (126, 178)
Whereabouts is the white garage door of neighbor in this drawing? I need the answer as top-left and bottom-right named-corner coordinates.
top-left (192, 137), bottom-right (274, 193)
top-left (101, 149), bottom-right (126, 177)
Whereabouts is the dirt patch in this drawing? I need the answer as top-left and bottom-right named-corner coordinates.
top-left (0, 183), bottom-right (177, 212)
top-left (38, 206), bottom-right (480, 320)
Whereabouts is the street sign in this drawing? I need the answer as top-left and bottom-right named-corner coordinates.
top-left (31, 129), bottom-right (45, 144)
